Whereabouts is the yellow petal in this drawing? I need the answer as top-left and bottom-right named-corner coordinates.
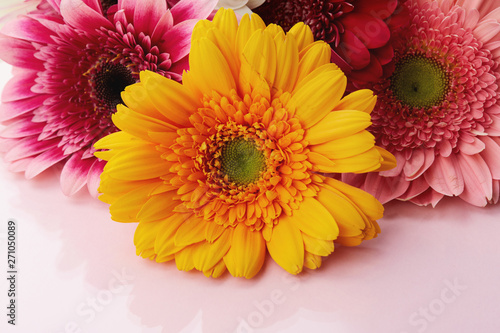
top-left (174, 215), bottom-right (208, 247)
top-left (266, 216), bottom-right (304, 275)
top-left (112, 104), bottom-right (178, 142)
top-left (134, 220), bottom-right (163, 260)
top-left (289, 63), bottom-right (347, 128)
top-left (302, 233), bottom-right (334, 256)
top-left (223, 223), bottom-right (266, 278)
top-left (305, 110), bottom-right (372, 145)
top-left (235, 13), bottom-right (266, 58)
top-left (141, 71), bottom-right (198, 127)
top-left (212, 8), bottom-right (238, 47)
top-left (316, 183), bottom-right (367, 237)
top-left (287, 22), bottom-right (314, 52)
top-left (120, 80), bottom-right (164, 120)
top-left (109, 181), bottom-right (160, 222)
top-left (136, 190), bottom-right (179, 222)
top-left (189, 37), bottom-right (236, 97)
top-left (307, 151), bottom-right (337, 173)
top-left (289, 197), bottom-right (339, 240)
top-left (103, 143), bottom-right (168, 180)
top-left (203, 260), bottom-right (227, 278)
top-left (240, 29), bottom-right (277, 87)
top-left (324, 177), bottom-right (384, 221)
top-left (328, 147), bottom-right (383, 173)
top-left (193, 229), bottom-right (232, 272)
top-left (311, 130), bottom-right (375, 160)
top-left (303, 252), bottom-right (322, 270)
top-left (333, 89), bottom-right (377, 113)
top-left (154, 213), bottom-right (192, 260)
top-left (374, 146), bottom-right (397, 172)
top-left (273, 33), bottom-right (299, 92)
top-left (296, 41), bottom-right (332, 85)
top-left (175, 245), bottom-right (196, 271)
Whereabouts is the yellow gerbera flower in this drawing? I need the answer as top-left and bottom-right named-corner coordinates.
top-left (95, 9), bottom-right (396, 278)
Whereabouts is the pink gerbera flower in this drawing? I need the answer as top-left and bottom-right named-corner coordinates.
top-left (253, 0), bottom-right (409, 87)
top-left (342, 0), bottom-right (500, 207)
top-left (0, 0), bottom-right (217, 196)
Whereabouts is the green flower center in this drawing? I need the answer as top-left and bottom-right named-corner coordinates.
top-left (390, 54), bottom-right (449, 109)
top-left (220, 138), bottom-right (266, 186)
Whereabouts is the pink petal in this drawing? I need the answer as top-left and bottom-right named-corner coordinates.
top-left (5, 137), bottom-right (59, 162)
top-left (25, 146), bottom-right (67, 179)
top-left (362, 172), bottom-right (410, 204)
top-left (87, 159), bottom-right (106, 197)
top-left (486, 114), bottom-right (500, 135)
top-left (409, 188), bottom-right (444, 207)
top-left (403, 148), bottom-right (435, 180)
top-left (132, 0), bottom-right (167, 35)
top-left (60, 152), bottom-right (96, 196)
top-left (1, 71), bottom-right (38, 102)
top-left (0, 94), bottom-right (47, 121)
top-left (424, 154), bottom-right (464, 196)
top-left (480, 136), bottom-right (500, 179)
top-left (158, 19), bottom-right (196, 63)
top-left (456, 153), bottom-right (493, 206)
top-left (458, 136), bottom-right (486, 155)
top-left (398, 176), bottom-right (430, 201)
top-left (1, 16), bottom-right (54, 44)
top-left (1, 118), bottom-right (45, 138)
top-left (9, 158), bottom-right (33, 173)
top-left (151, 10), bottom-right (174, 43)
top-left (60, 0), bottom-right (113, 32)
top-left (474, 20), bottom-right (500, 44)
top-left (491, 180), bottom-right (499, 204)
top-left (0, 38), bottom-right (44, 70)
top-left (170, 0), bottom-right (218, 24)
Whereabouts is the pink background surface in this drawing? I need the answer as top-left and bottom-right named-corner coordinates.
top-left (1, 59), bottom-right (500, 333)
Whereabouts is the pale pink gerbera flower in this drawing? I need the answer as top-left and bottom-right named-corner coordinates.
top-left (342, 0), bottom-right (500, 207)
top-left (0, 0), bottom-right (217, 196)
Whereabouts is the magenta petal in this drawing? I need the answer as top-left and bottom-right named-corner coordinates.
top-left (0, 94), bottom-right (47, 121)
top-left (25, 147), bottom-right (67, 179)
top-left (424, 154), bottom-right (464, 196)
top-left (60, 152), bottom-right (96, 195)
top-left (87, 159), bottom-right (106, 198)
top-left (1, 16), bottom-right (54, 44)
top-left (456, 153), bottom-right (493, 206)
top-left (60, 0), bottom-right (113, 32)
top-left (1, 119), bottom-right (45, 138)
top-left (1, 71), bottom-right (39, 102)
top-left (5, 138), bottom-right (59, 162)
top-left (133, 0), bottom-right (167, 35)
top-left (355, 0), bottom-right (398, 20)
top-left (159, 19), bottom-right (196, 62)
top-left (334, 31), bottom-right (371, 70)
top-left (341, 13), bottom-right (391, 49)
top-left (151, 10), bottom-right (174, 43)
top-left (0, 38), bottom-right (44, 70)
top-left (170, 0), bottom-right (218, 23)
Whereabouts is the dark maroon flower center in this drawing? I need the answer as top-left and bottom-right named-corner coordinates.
top-left (254, 0), bottom-right (354, 46)
top-left (89, 62), bottom-right (136, 114)
top-left (100, 0), bottom-right (118, 14)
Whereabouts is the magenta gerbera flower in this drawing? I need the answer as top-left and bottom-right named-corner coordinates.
top-left (0, 0), bottom-right (217, 196)
top-left (252, 0), bottom-right (409, 87)
top-left (342, 0), bottom-right (500, 207)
